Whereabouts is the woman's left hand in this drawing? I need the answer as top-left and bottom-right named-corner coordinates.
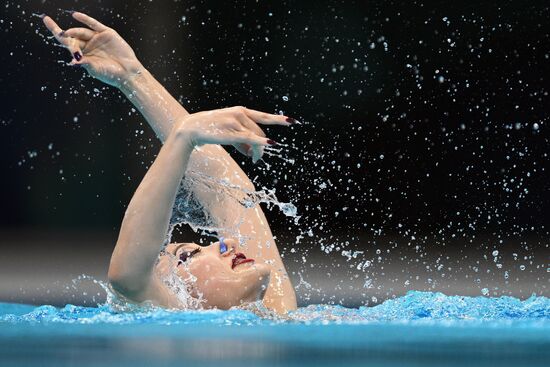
top-left (42, 12), bottom-right (142, 88)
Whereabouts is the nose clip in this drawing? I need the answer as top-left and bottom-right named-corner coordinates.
top-left (219, 237), bottom-right (228, 254)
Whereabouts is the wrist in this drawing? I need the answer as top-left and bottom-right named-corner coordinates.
top-left (171, 119), bottom-right (198, 150)
top-left (118, 60), bottom-right (149, 93)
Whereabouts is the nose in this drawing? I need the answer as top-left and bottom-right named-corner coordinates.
top-left (216, 237), bottom-right (237, 257)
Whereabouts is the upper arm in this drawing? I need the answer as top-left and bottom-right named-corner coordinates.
top-left (109, 270), bottom-right (180, 308)
top-left (108, 243), bottom-right (181, 307)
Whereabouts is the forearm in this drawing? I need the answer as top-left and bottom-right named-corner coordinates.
top-left (109, 129), bottom-right (194, 293)
top-left (119, 66), bottom-right (189, 142)
top-left (118, 67), bottom-right (259, 224)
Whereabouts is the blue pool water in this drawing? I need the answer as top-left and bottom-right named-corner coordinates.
top-left (1, 291), bottom-right (549, 367)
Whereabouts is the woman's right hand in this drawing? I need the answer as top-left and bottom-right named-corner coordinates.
top-left (174, 106), bottom-right (294, 162)
top-left (42, 12), bottom-right (142, 88)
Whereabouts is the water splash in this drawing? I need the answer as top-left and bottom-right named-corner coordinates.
top-left (2, 291), bottom-right (549, 326)
top-left (291, 291), bottom-right (550, 324)
top-left (158, 265), bottom-right (205, 310)
top-left (68, 274), bottom-right (167, 313)
top-left (169, 169), bottom-right (299, 241)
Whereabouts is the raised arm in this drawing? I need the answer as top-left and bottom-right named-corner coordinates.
top-left (107, 108), bottom-right (280, 300)
top-left (107, 122), bottom-right (193, 298)
top-left (42, 12), bottom-right (297, 312)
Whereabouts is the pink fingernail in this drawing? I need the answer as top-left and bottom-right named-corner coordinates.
top-left (267, 139), bottom-right (277, 145)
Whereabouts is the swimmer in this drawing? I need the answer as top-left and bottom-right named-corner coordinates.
top-left (41, 12), bottom-right (297, 314)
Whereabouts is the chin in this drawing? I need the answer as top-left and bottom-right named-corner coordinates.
top-left (202, 264), bottom-right (271, 309)
top-left (233, 263), bottom-right (271, 306)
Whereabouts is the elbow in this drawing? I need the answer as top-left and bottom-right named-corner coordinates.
top-left (107, 267), bottom-right (132, 295)
top-left (107, 265), bottom-right (146, 298)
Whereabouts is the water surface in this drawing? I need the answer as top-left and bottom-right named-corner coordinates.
top-left (1, 291), bottom-right (549, 367)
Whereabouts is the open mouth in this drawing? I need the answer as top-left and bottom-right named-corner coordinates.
top-left (232, 252), bottom-right (255, 269)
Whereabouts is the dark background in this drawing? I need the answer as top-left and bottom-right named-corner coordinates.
top-left (0, 0), bottom-right (548, 306)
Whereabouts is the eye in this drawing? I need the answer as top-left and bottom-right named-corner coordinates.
top-left (177, 247), bottom-right (201, 264)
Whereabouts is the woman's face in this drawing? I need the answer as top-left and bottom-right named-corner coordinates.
top-left (157, 238), bottom-right (270, 309)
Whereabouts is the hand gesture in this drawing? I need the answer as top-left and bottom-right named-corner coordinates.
top-left (175, 106), bottom-right (294, 162)
top-left (42, 12), bottom-right (142, 87)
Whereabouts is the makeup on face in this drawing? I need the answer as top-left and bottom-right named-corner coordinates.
top-left (232, 252), bottom-right (255, 269)
top-left (176, 245), bottom-right (201, 266)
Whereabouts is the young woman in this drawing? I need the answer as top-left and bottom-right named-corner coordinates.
top-left (41, 12), bottom-right (297, 315)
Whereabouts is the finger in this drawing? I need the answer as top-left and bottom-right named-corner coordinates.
top-left (42, 16), bottom-right (67, 45)
top-left (254, 146), bottom-right (266, 163)
top-left (68, 53), bottom-right (94, 73)
top-left (233, 143), bottom-right (253, 158)
top-left (62, 29), bottom-right (91, 52)
top-left (72, 11), bottom-right (108, 32)
top-left (64, 36), bottom-right (85, 57)
top-left (244, 108), bottom-right (296, 126)
top-left (233, 131), bottom-right (276, 147)
top-left (234, 113), bottom-right (267, 162)
top-left (235, 114), bottom-right (266, 137)
top-left (68, 57), bottom-right (90, 68)
top-left (63, 27), bottom-right (95, 41)
top-left (250, 143), bottom-right (263, 163)
top-left (42, 16), bottom-right (84, 59)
